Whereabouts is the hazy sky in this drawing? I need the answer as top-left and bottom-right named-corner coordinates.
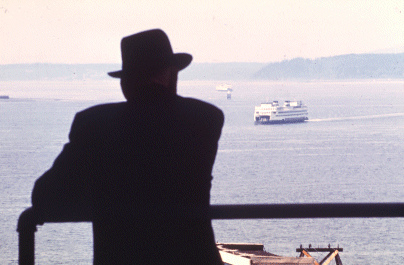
top-left (1, 0), bottom-right (403, 64)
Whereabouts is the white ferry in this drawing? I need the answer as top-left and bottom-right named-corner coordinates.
top-left (216, 84), bottom-right (232, 91)
top-left (254, 100), bottom-right (308, 124)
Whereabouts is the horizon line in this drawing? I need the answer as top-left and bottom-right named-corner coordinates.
top-left (1, 51), bottom-right (404, 66)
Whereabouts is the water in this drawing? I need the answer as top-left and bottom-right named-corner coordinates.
top-left (1, 79), bottom-right (403, 264)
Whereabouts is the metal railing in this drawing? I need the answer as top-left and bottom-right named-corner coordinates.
top-left (17, 203), bottom-right (404, 264)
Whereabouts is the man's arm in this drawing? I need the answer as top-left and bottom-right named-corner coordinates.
top-left (31, 113), bottom-right (93, 220)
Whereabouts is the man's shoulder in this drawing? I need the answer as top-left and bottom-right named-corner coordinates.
top-left (80, 102), bottom-right (126, 112)
top-left (175, 96), bottom-right (224, 130)
top-left (177, 96), bottom-right (223, 117)
top-left (70, 102), bottom-right (130, 130)
top-left (76, 102), bottom-right (126, 117)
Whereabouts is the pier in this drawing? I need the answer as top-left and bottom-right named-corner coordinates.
top-left (218, 243), bottom-right (315, 264)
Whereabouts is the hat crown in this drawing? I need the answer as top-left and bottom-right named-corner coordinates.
top-left (121, 29), bottom-right (172, 77)
top-left (108, 29), bottom-right (192, 79)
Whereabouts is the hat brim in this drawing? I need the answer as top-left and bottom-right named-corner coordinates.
top-left (108, 70), bottom-right (122, 78)
top-left (108, 53), bottom-right (192, 78)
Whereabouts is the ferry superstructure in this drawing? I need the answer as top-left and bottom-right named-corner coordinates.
top-left (254, 100), bottom-right (308, 124)
top-left (216, 84), bottom-right (232, 91)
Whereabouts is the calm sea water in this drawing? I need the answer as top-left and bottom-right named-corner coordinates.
top-left (1, 80), bottom-right (403, 264)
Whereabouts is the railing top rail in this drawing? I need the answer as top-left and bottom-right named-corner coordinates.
top-left (210, 203), bottom-right (404, 219)
top-left (18, 203), bottom-right (404, 232)
top-left (16, 203), bottom-right (404, 265)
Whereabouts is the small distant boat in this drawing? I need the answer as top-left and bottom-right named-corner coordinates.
top-left (216, 84), bottom-right (232, 91)
top-left (254, 100), bottom-right (308, 124)
top-left (0, 95), bottom-right (10, 99)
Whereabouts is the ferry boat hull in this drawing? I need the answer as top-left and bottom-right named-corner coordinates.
top-left (254, 100), bottom-right (308, 125)
top-left (254, 116), bottom-right (308, 125)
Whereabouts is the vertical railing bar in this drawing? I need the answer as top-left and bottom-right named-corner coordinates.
top-left (17, 208), bottom-right (37, 265)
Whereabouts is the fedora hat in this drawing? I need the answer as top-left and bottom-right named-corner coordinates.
top-left (108, 29), bottom-right (192, 79)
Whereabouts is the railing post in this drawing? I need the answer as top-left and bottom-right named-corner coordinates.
top-left (17, 208), bottom-right (38, 265)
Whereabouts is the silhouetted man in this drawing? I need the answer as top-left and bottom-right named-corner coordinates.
top-left (32, 29), bottom-right (224, 264)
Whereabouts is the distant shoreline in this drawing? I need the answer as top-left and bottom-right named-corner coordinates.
top-left (0, 53), bottom-right (403, 81)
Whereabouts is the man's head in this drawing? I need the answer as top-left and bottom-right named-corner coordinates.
top-left (108, 29), bottom-right (192, 100)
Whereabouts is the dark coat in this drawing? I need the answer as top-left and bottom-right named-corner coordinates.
top-left (32, 87), bottom-right (224, 264)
